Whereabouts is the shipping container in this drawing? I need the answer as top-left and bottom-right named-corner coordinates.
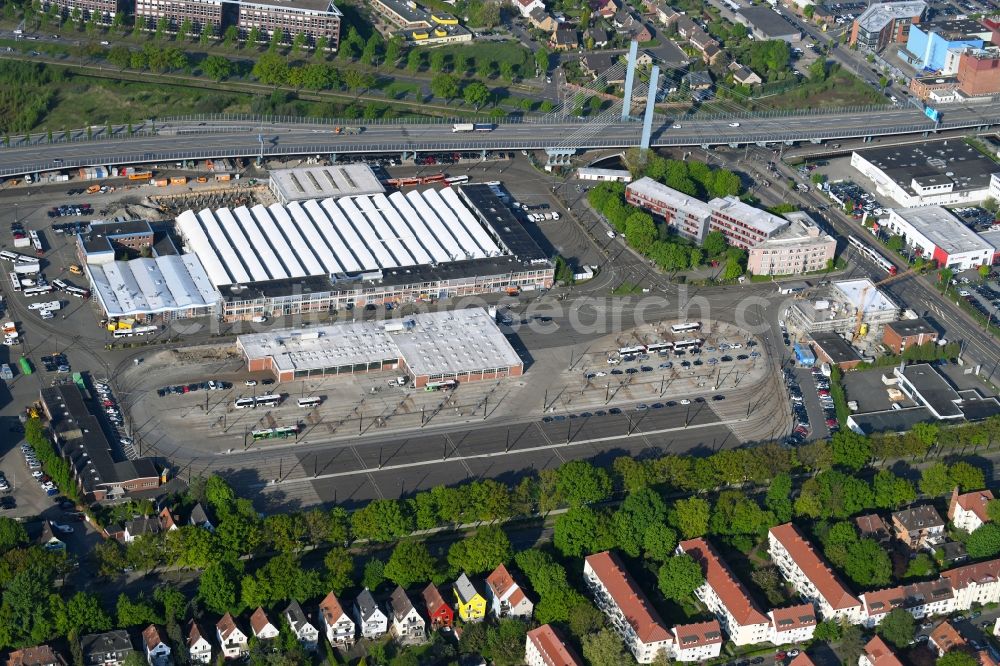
top-left (170, 177), bottom-right (187, 186)
top-left (215, 173), bottom-right (231, 182)
top-left (154, 178), bottom-right (169, 187)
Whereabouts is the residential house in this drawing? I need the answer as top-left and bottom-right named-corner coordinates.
top-left (789, 655), bottom-right (817, 666)
top-left (422, 583), bottom-right (454, 629)
top-left (654, 3), bottom-right (678, 27)
top-left (157, 507), bottom-right (179, 531)
top-left (767, 604), bottom-right (817, 645)
top-left (941, 541), bottom-right (969, 565)
top-left (855, 514), bottom-right (892, 543)
top-left (512, 0), bottom-right (544, 18)
top-left (550, 26), bottom-right (579, 50)
top-left (949, 487), bottom-right (995, 532)
top-left (767, 524), bottom-right (863, 623)
top-left (859, 636), bottom-right (904, 666)
top-left (675, 15), bottom-right (698, 39)
top-left (284, 601), bottom-right (319, 651)
top-left (355, 588), bottom-right (389, 639)
top-left (670, 620), bottom-right (724, 663)
top-left (184, 621), bottom-right (212, 665)
top-left (689, 31), bottom-right (720, 58)
top-left (702, 44), bottom-right (724, 65)
top-left (528, 7), bottom-right (557, 32)
top-left (80, 631), bottom-right (133, 666)
top-left (141, 625), bottom-right (170, 666)
top-left (123, 516), bottom-right (161, 543)
top-left (585, 27), bottom-right (609, 47)
top-left (453, 574), bottom-right (487, 623)
top-left (941, 557), bottom-right (1000, 609)
top-left (317, 591), bottom-right (356, 647)
top-left (524, 624), bottom-right (583, 666)
top-left (859, 580), bottom-right (955, 627)
top-left (682, 70), bottom-right (713, 91)
top-left (581, 52), bottom-right (625, 83)
top-left (583, 551), bottom-right (672, 664)
top-left (389, 586), bottom-right (426, 644)
top-left (729, 62), bottom-right (762, 85)
top-left (613, 11), bottom-right (651, 42)
top-left (590, 0), bottom-right (618, 19)
top-left (485, 564), bottom-right (534, 620)
top-left (6, 646), bottom-right (66, 666)
top-left (250, 607), bottom-right (280, 641)
top-left (929, 620), bottom-right (966, 657)
top-left (216, 613), bottom-right (249, 660)
top-left (675, 538), bottom-right (770, 646)
top-left (892, 505), bottom-right (946, 549)
top-left (187, 503), bottom-right (214, 531)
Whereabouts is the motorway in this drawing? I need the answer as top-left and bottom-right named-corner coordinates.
top-left (2, 102), bottom-right (1000, 176)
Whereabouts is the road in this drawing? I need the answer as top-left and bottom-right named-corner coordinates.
top-left (2, 100), bottom-right (1000, 176)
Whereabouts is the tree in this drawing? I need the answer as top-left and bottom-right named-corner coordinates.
top-left (905, 553), bottom-right (937, 579)
top-left (385, 541), bottom-right (437, 588)
top-left (463, 81), bottom-right (491, 110)
top-left (813, 619), bottom-right (842, 642)
top-left (268, 28), bottom-right (283, 51)
top-left (877, 608), bottom-right (915, 648)
top-left (178, 17), bottom-right (192, 39)
top-left (223, 24), bottom-right (239, 48)
top-left (362, 559), bottom-right (386, 591)
top-left (937, 653), bottom-right (979, 666)
top-left (116, 593), bottom-right (162, 628)
top-left (431, 73), bottom-right (460, 101)
top-left (323, 547), bottom-right (354, 593)
top-left (843, 539), bottom-right (892, 587)
top-left (967, 523), bottom-right (1000, 559)
top-left (154, 586), bottom-right (188, 622)
top-left (55, 592), bottom-right (113, 636)
top-left (658, 554), bottom-right (704, 601)
top-left (612, 487), bottom-right (667, 557)
top-left (765, 473), bottom-right (793, 523)
top-left (385, 35), bottom-right (403, 66)
top-left (535, 47), bottom-right (550, 75)
top-left (350, 499), bottom-right (413, 542)
top-left (873, 470), bottom-right (916, 509)
top-left (831, 430), bottom-right (872, 471)
top-left (553, 506), bottom-right (614, 558)
top-left (581, 628), bottom-right (628, 666)
top-left (252, 52), bottom-right (289, 85)
top-left (198, 561), bottom-right (242, 614)
top-left (292, 31), bottom-right (307, 54)
top-left (406, 49), bottom-right (422, 72)
top-left (0, 517), bottom-right (28, 554)
top-left (920, 463), bottom-right (953, 496)
top-left (949, 461), bottom-right (985, 492)
top-left (708, 490), bottom-right (773, 537)
top-left (155, 16), bottom-right (169, 40)
top-left (202, 54), bottom-right (232, 81)
top-left (201, 21), bottom-right (214, 45)
top-left (246, 25), bottom-right (261, 47)
top-left (556, 460), bottom-right (612, 507)
top-left (643, 523), bottom-right (678, 563)
top-left (447, 525), bottom-right (511, 574)
top-left (668, 497), bottom-right (711, 539)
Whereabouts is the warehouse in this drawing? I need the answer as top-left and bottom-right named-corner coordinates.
top-left (87, 255), bottom-right (220, 321)
top-left (268, 164), bottom-right (385, 204)
top-left (173, 184), bottom-right (552, 320)
top-left (237, 307), bottom-right (523, 385)
top-left (882, 207), bottom-right (995, 271)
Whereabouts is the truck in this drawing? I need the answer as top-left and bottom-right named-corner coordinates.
top-left (18, 356), bottom-right (32, 376)
top-left (452, 123), bottom-right (475, 132)
top-left (0, 364), bottom-right (12, 380)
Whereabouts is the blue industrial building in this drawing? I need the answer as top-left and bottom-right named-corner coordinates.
top-left (902, 17), bottom-right (990, 70)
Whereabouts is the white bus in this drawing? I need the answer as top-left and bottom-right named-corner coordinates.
top-left (255, 393), bottom-right (283, 407)
top-left (671, 322), bottom-right (702, 333)
top-left (297, 396), bottom-right (323, 408)
top-left (424, 380), bottom-right (457, 392)
top-left (445, 175), bottom-right (470, 185)
top-left (113, 325), bottom-right (157, 339)
top-left (52, 279), bottom-right (68, 291)
top-left (23, 285), bottom-right (54, 297)
top-left (0, 251), bottom-right (18, 263)
top-left (8, 273), bottom-right (20, 291)
top-left (234, 397), bottom-right (256, 409)
top-left (618, 345), bottom-right (646, 356)
top-left (65, 286), bottom-right (91, 299)
top-left (645, 342), bottom-right (673, 354)
top-left (673, 339), bottom-right (704, 351)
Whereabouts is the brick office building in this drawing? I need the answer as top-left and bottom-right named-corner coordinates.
top-left (237, 0), bottom-right (341, 47)
top-left (134, 0), bottom-right (223, 31)
top-left (957, 48), bottom-right (1000, 95)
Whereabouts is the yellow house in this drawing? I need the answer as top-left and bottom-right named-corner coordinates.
top-left (453, 573), bottom-right (486, 623)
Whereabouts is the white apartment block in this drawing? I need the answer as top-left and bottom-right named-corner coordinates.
top-left (671, 621), bottom-right (724, 662)
top-left (768, 524), bottom-right (863, 623)
top-left (524, 624), bottom-right (583, 666)
top-left (767, 604), bottom-right (818, 645)
top-left (583, 551), bottom-right (673, 664)
top-left (859, 580), bottom-right (955, 628)
top-left (942, 558), bottom-right (1000, 609)
top-left (949, 488), bottom-right (994, 533)
top-left (676, 538), bottom-right (771, 646)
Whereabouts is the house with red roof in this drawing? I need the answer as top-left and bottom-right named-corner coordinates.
top-left (929, 620), bottom-right (967, 657)
top-left (317, 591), bottom-right (356, 647)
top-left (583, 551), bottom-right (672, 664)
top-left (767, 603), bottom-right (817, 645)
top-left (859, 579), bottom-right (955, 628)
top-left (859, 636), bottom-right (904, 666)
top-left (676, 538), bottom-right (770, 645)
top-left (249, 607), bottom-right (279, 640)
top-left (485, 563), bottom-right (534, 620)
top-left (524, 624), bottom-right (583, 666)
top-left (768, 523), bottom-right (863, 623)
top-left (422, 583), bottom-right (454, 629)
top-left (5, 645), bottom-right (66, 666)
top-left (670, 620), bottom-right (723, 662)
top-left (940, 556), bottom-right (1000, 609)
top-left (949, 487), bottom-right (995, 532)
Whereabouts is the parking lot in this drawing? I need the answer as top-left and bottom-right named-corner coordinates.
top-left (954, 271), bottom-right (1000, 321)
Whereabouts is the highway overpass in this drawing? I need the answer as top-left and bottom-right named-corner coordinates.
top-left (1, 103), bottom-right (999, 177)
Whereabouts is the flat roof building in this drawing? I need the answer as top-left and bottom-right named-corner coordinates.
top-left (904, 17), bottom-right (991, 70)
top-left (268, 164), bottom-right (384, 204)
top-left (87, 255), bottom-right (220, 321)
top-left (883, 207), bottom-right (994, 271)
top-left (237, 0), bottom-right (342, 48)
top-left (736, 6), bottom-right (801, 42)
top-left (576, 167), bottom-right (633, 183)
top-left (851, 141), bottom-right (1000, 207)
top-left (810, 332), bottom-right (864, 369)
top-left (39, 384), bottom-right (160, 502)
top-left (893, 362), bottom-right (964, 419)
top-left (40, 0), bottom-right (120, 22)
top-left (708, 196), bottom-right (789, 250)
top-left (883, 317), bottom-right (939, 354)
top-left (850, 0), bottom-right (925, 50)
top-left (78, 219), bottom-right (155, 264)
top-left (746, 211), bottom-right (837, 276)
top-left (134, 0), bottom-right (224, 33)
top-left (237, 307), bottom-right (523, 386)
top-left (787, 278), bottom-right (899, 335)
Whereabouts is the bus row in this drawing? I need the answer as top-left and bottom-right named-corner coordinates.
top-left (51, 279), bottom-right (91, 299)
top-left (233, 395), bottom-right (325, 409)
top-left (0, 250), bottom-right (38, 265)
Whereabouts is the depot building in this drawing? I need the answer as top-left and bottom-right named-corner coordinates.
top-left (236, 307), bottom-right (524, 386)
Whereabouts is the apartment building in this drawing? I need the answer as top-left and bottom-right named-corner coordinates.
top-left (941, 558), bottom-right (1000, 609)
top-left (892, 505), bottom-right (946, 549)
top-left (40, 0), bottom-right (119, 23)
top-left (524, 624), bottom-right (583, 666)
top-left (583, 551), bottom-right (673, 664)
top-left (746, 211), bottom-right (837, 277)
top-left (707, 196), bottom-right (789, 250)
top-left (859, 580), bottom-right (956, 627)
top-left (767, 604), bottom-right (817, 645)
top-left (767, 524), bottom-right (863, 623)
top-left (948, 487), bottom-right (995, 532)
top-left (859, 636), bottom-right (904, 666)
top-left (133, 0), bottom-right (222, 31)
top-left (625, 177), bottom-right (713, 243)
top-left (676, 538), bottom-right (771, 646)
top-left (670, 620), bottom-right (723, 662)
top-left (237, 0), bottom-right (342, 48)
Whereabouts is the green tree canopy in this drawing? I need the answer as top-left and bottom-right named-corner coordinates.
top-left (447, 525), bottom-right (511, 574)
top-left (877, 608), bottom-right (915, 648)
top-left (668, 497), bottom-right (711, 539)
top-left (658, 553), bottom-right (704, 601)
top-left (384, 540), bottom-right (438, 588)
top-left (967, 523), bottom-right (1000, 559)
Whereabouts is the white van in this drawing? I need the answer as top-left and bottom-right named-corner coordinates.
top-left (606, 230), bottom-right (616, 239)
top-left (251, 315), bottom-right (267, 323)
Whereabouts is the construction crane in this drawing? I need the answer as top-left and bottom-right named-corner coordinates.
top-left (852, 265), bottom-right (922, 341)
